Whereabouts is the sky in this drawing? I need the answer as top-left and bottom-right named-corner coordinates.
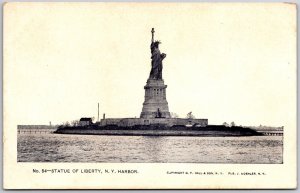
top-left (4, 3), bottom-right (296, 127)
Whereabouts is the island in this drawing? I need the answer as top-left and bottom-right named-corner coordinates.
top-left (54, 28), bottom-right (267, 137)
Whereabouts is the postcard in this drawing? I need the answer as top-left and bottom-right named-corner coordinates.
top-left (3, 2), bottom-right (297, 189)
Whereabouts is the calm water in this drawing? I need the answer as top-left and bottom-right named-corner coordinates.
top-left (18, 133), bottom-right (283, 163)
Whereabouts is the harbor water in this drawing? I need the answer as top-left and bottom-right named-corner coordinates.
top-left (18, 132), bottom-right (283, 163)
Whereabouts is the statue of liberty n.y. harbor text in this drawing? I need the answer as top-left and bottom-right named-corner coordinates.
top-left (149, 28), bottom-right (166, 80)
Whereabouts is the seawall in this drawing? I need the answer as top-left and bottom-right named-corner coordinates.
top-left (54, 125), bottom-right (262, 137)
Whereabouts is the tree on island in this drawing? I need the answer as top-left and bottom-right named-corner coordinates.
top-left (170, 112), bottom-right (179, 118)
top-left (186, 112), bottom-right (195, 119)
top-left (223, 122), bottom-right (229, 127)
top-left (71, 120), bottom-right (79, 126)
top-left (231, 121), bottom-right (236, 127)
top-left (62, 121), bottom-right (70, 126)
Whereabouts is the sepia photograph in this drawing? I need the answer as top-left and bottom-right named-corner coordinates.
top-left (4, 2), bottom-right (296, 189)
top-left (17, 27), bottom-right (284, 164)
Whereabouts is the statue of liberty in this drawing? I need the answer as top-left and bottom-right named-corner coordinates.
top-left (149, 28), bottom-right (166, 80)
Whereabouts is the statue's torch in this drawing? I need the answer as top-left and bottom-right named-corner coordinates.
top-left (151, 28), bottom-right (155, 43)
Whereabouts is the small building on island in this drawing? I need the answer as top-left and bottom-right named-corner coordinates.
top-left (79, 118), bottom-right (93, 126)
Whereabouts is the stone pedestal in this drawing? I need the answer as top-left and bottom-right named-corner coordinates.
top-left (140, 79), bottom-right (171, 118)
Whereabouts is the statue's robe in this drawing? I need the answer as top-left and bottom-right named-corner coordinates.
top-left (149, 46), bottom-right (165, 80)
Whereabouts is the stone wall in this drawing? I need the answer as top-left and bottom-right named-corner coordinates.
top-left (99, 118), bottom-right (123, 126)
top-left (100, 118), bottom-right (208, 127)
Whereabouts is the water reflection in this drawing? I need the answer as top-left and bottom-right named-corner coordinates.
top-left (17, 133), bottom-right (283, 163)
top-left (142, 136), bottom-right (165, 162)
